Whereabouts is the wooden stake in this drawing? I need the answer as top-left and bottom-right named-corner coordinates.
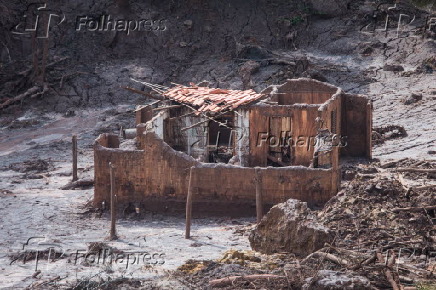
top-left (109, 162), bottom-right (117, 240)
top-left (72, 135), bottom-right (78, 182)
top-left (185, 166), bottom-right (194, 239)
top-left (255, 168), bottom-right (263, 223)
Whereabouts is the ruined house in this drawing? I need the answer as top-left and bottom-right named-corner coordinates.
top-left (94, 78), bottom-right (372, 215)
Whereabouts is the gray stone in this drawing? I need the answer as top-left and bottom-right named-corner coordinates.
top-left (249, 199), bottom-right (334, 257)
top-left (302, 270), bottom-right (371, 289)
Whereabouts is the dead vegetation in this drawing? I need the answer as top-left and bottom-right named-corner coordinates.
top-left (66, 276), bottom-right (143, 290)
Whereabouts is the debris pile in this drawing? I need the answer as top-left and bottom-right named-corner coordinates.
top-left (176, 160), bottom-right (435, 289)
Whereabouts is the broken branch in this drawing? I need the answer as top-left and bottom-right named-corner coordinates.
top-left (395, 168), bottom-right (436, 173)
top-left (0, 85), bottom-right (48, 110)
top-left (302, 250), bottom-right (349, 266)
top-left (60, 178), bottom-right (94, 190)
top-left (208, 274), bottom-right (286, 288)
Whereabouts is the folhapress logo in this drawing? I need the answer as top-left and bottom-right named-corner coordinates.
top-left (12, 3), bottom-right (65, 39)
top-left (12, 3), bottom-right (167, 39)
top-left (75, 15), bottom-right (167, 35)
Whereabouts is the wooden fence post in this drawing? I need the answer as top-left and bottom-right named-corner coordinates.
top-left (109, 162), bottom-right (117, 240)
top-left (72, 135), bottom-right (78, 182)
top-left (255, 167), bottom-right (263, 223)
top-left (185, 166), bottom-right (194, 239)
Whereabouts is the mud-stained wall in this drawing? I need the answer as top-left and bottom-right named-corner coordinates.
top-left (271, 78), bottom-right (340, 105)
top-left (94, 134), bottom-right (146, 205)
top-left (248, 104), bottom-right (321, 167)
top-left (94, 132), bottom-right (336, 215)
top-left (340, 93), bottom-right (372, 158)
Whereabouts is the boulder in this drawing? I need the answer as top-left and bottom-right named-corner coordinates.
top-left (249, 199), bottom-right (334, 257)
top-left (403, 93), bottom-right (423, 105)
top-left (302, 270), bottom-right (371, 289)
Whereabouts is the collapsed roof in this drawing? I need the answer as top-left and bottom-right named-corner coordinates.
top-left (163, 85), bottom-right (264, 113)
top-left (130, 79), bottom-right (265, 114)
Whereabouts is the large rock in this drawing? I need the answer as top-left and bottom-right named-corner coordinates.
top-left (249, 199), bottom-right (333, 257)
top-left (302, 270), bottom-right (371, 289)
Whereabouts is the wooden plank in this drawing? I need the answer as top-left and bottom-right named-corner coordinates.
top-left (109, 162), bottom-right (117, 240)
top-left (255, 168), bottom-right (263, 223)
top-left (185, 167), bottom-right (194, 239)
top-left (72, 135), bottom-right (78, 182)
top-left (366, 101), bottom-right (372, 159)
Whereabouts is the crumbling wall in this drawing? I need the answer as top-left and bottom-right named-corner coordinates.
top-left (94, 134), bottom-right (146, 206)
top-left (271, 78), bottom-right (340, 105)
top-left (94, 132), bottom-right (337, 214)
top-left (249, 104), bottom-right (320, 167)
top-left (135, 105), bottom-right (153, 125)
top-left (340, 93), bottom-right (372, 158)
top-left (316, 91), bottom-right (342, 165)
top-left (249, 78), bottom-right (345, 167)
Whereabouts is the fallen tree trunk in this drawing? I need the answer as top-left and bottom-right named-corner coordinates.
top-left (395, 168), bottom-right (436, 173)
top-left (209, 274), bottom-right (286, 288)
top-left (0, 84), bottom-right (49, 109)
top-left (392, 205), bottom-right (436, 213)
top-left (0, 86), bottom-right (41, 109)
top-left (61, 178), bottom-right (94, 190)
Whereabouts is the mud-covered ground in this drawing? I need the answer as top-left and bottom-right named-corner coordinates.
top-left (0, 0), bottom-right (435, 289)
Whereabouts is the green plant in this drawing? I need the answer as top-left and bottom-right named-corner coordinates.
top-left (289, 15), bottom-right (304, 26)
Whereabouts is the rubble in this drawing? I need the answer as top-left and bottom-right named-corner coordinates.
top-left (249, 199), bottom-right (334, 257)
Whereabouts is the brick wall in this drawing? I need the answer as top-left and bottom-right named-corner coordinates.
top-left (94, 132), bottom-right (337, 215)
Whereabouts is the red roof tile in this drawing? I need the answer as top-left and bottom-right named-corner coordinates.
top-left (162, 85), bottom-right (264, 113)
